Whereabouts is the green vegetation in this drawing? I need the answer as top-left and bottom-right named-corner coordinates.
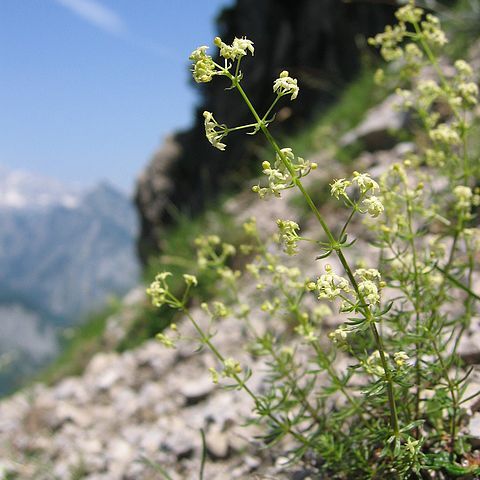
top-left (34, 300), bottom-right (121, 386)
top-left (150, 4), bottom-right (480, 477)
top-left (282, 67), bottom-right (382, 156)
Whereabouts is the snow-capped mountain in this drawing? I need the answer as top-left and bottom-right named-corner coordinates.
top-left (0, 167), bottom-right (140, 393)
top-left (0, 166), bottom-right (80, 210)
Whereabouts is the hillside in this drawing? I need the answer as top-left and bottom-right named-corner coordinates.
top-left (1, 0), bottom-right (480, 478)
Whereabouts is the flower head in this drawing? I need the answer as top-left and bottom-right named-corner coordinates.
top-left (277, 219), bottom-right (300, 255)
top-left (190, 46), bottom-right (216, 83)
top-left (362, 196), bottom-right (384, 218)
top-left (214, 36), bottom-right (254, 60)
top-left (273, 71), bottom-right (299, 100)
top-left (352, 172), bottom-right (379, 194)
top-left (330, 178), bottom-right (351, 200)
top-left (203, 111), bottom-right (227, 150)
top-left (394, 351), bottom-right (409, 367)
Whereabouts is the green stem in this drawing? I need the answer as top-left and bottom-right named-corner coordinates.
top-left (262, 95), bottom-right (281, 123)
top-left (232, 77), bottom-right (400, 438)
top-left (405, 190), bottom-right (423, 435)
top-left (183, 309), bottom-right (310, 446)
top-left (435, 264), bottom-right (480, 302)
top-left (430, 335), bottom-right (458, 460)
top-left (227, 122), bottom-right (259, 133)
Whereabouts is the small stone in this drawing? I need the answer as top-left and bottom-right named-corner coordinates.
top-left (180, 376), bottom-right (215, 406)
top-left (48, 402), bottom-right (92, 429)
top-left (206, 424), bottom-right (230, 459)
top-left (162, 422), bottom-right (197, 460)
top-left (468, 413), bottom-right (480, 447)
top-left (340, 94), bottom-right (407, 151)
top-left (458, 336), bottom-right (480, 366)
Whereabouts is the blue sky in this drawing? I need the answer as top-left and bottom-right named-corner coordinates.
top-left (0, 0), bottom-right (233, 192)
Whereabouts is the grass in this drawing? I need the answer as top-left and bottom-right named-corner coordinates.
top-left (282, 68), bottom-right (384, 157)
top-left (117, 203), bottom-right (243, 352)
top-left (33, 300), bottom-right (121, 386)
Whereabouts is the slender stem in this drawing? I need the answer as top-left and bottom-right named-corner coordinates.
top-left (405, 190), bottom-right (422, 435)
top-left (430, 335), bottom-right (458, 460)
top-left (262, 95), bottom-right (281, 123)
top-left (339, 207), bottom-right (357, 241)
top-left (183, 309), bottom-right (310, 445)
top-left (227, 122), bottom-right (259, 133)
top-left (435, 264), bottom-right (480, 303)
top-left (232, 77), bottom-right (400, 438)
top-left (199, 429), bottom-right (206, 480)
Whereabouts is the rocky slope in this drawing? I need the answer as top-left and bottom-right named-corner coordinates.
top-left (2, 94), bottom-right (480, 477)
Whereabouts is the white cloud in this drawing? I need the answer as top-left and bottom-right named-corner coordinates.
top-left (54, 0), bottom-right (125, 35)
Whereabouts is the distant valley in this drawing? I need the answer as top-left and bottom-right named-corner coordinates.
top-left (0, 167), bottom-right (140, 394)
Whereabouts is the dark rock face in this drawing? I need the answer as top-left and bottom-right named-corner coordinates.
top-left (135, 0), bottom-right (396, 263)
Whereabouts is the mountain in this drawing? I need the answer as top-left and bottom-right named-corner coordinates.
top-left (0, 167), bottom-right (140, 393)
top-left (0, 165), bottom-right (79, 210)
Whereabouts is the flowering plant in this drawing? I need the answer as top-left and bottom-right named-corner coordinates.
top-left (148, 2), bottom-right (480, 477)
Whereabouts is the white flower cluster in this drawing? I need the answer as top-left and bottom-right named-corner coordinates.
top-left (453, 185), bottom-right (480, 212)
top-left (355, 268), bottom-right (382, 305)
top-left (395, 3), bottom-right (423, 24)
top-left (214, 36), bottom-right (254, 61)
top-left (453, 59), bottom-right (478, 107)
top-left (421, 14), bottom-right (447, 47)
top-left (309, 264), bottom-right (351, 301)
top-left (369, 23), bottom-right (406, 61)
top-left (190, 36), bottom-right (255, 85)
top-left (208, 357), bottom-right (243, 384)
top-left (429, 123), bottom-right (461, 146)
top-left (369, 2), bottom-right (447, 63)
top-left (273, 71), bottom-right (299, 100)
top-left (330, 172), bottom-right (384, 218)
top-left (203, 111), bottom-right (228, 151)
top-left (328, 325), bottom-right (351, 346)
top-left (189, 46), bottom-right (216, 83)
top-left (222, 357), bottom-right (242, 377)
top-left (146, 272), bottom-right (172, 307)
top-left (253, 148), bottom-right (317, 199)
top-left (277, 219), bottom-right (300, 255)
top-left (393, 351), bottom-right (409, 367)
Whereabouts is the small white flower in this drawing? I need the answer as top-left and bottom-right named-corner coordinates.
top-left (362, 196), bottom-right (384, 218)
top-left (330, 178), bottom-right (351, 199)
top-left (394, 351), bottom-right (409, 367)
top-left (203, 111), bottom-right (227, 150)
top-left (458, 82), bottom-right (478, 105)
top-left (429, 123), bottom-right (461, 145)
top-left (453, 185), bottom-right (473, 211)
top-left (232, 37), bottom-right (254, 57)
top-left (277, 219), bottom-right (300, 255)
top-left (352, 172), bottom-right (379, 194)
top-left (358, 280), bottom-right (380, 305)
top-left (273, 71), bottom-right (299, 100)
top-left (214, 36), bottom-right (254, 60)
top-left (183, 274), bottom-right (198, 287)
top-left (189, 46), bottom-right (216, 83)
top-left (455, 59), bottom-right (473, 78)
top-left (223, 358), bottom-right (242, 377)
